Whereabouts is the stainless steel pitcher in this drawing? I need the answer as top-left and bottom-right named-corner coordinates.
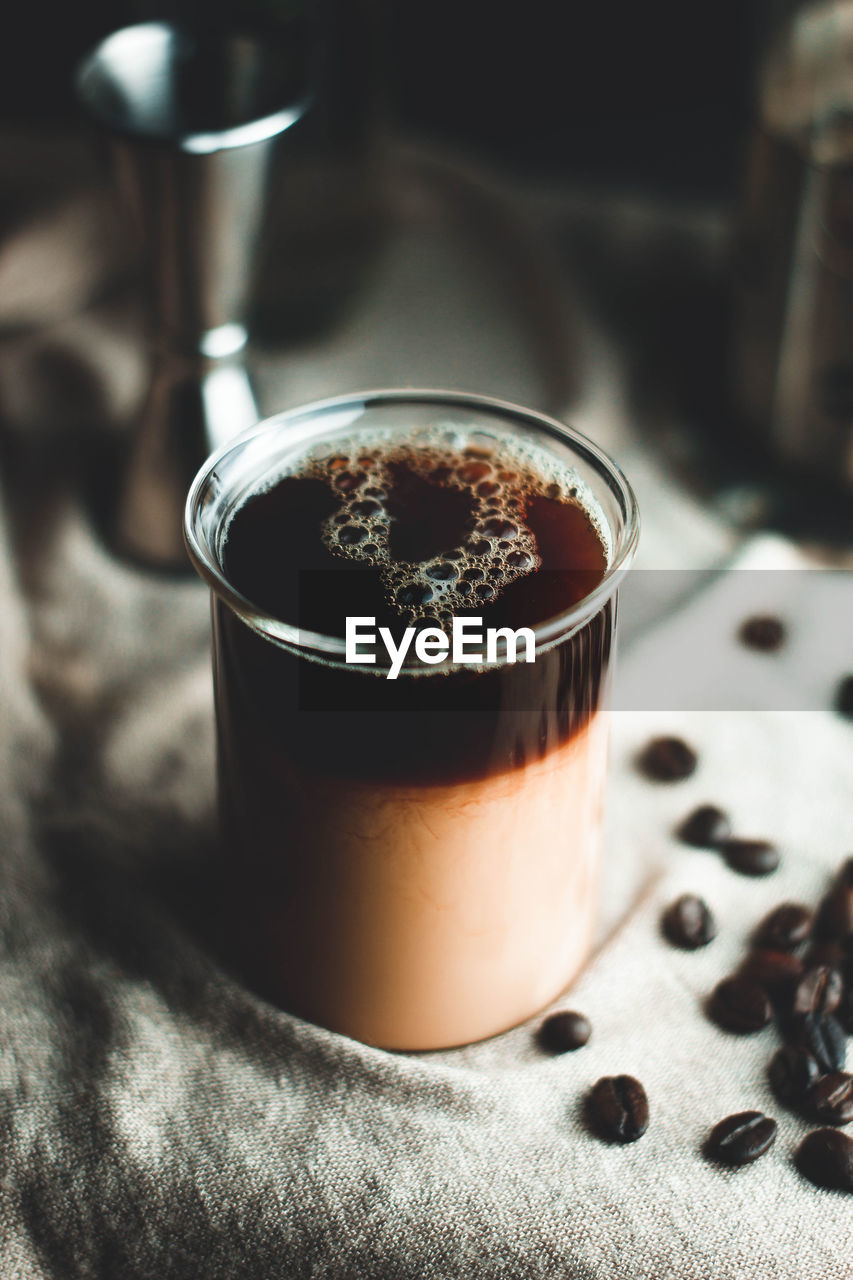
top-left (76, 22), bottom-right (311, 566)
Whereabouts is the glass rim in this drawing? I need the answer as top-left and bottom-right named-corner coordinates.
top-left (183, 389), bottom-right (641, 664)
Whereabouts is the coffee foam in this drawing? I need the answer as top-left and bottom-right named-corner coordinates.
top-left (223, 423), bottom-right (611, 629)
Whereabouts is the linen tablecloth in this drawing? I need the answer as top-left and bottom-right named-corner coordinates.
top-left (2, 482), bottom-right (852, 1277)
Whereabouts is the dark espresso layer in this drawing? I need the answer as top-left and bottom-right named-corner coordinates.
top-left (216, 435), bottom-right (613, 784)
top-left (222, 439), bottom-right (608, 636)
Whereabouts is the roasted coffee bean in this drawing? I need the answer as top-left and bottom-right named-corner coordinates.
top-left (796, 1128), bottom-right (853, 1192)
top-left (807, 1073), bottom-right (853, 1126)
top-left (675, 804), bottom-right (731, 848)
top-left (711, 976), bottom-right (772, 1033)
top-left (739, 949), bottom-right (803, 1005)
top-left (769, 1045), bottom-right (822, 1107)
top-left (789, 1012), bottom-right (847, 1074)
top-left (720, 838), bottom-right (780, 877)
top-left (738, 616), bottom-right (786, 652)
top-left (637, 737), bottom-right (698, 782)
top-left (662, 895), bottom-right (717, 949)
top-left (836, 675), bottom-right (853, 720)
top-left (814, 884), bottom-right (853, 942)
top-left (704, 1111), bottom-right (777, 1166)
top-left (792, 965), bottom-right (843, 1017)
top-left (538, 1011), bottom-right (591, 1053)
top-left (754, 902), bottom-right (813, 951)
top-left (587, 1075), bottom-right (649, 1143)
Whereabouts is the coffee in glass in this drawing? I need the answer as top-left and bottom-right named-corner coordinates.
top-left (185, 391), bottom-right (638, 1049)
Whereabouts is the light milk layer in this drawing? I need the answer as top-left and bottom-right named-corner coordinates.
top-left (234, 714), bottom-right (609, 1050)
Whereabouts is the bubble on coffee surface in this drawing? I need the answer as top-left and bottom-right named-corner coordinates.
top-left (221, 422), bottom-right (610, 633)
top-left (301, 426), bottom-right (609, 629)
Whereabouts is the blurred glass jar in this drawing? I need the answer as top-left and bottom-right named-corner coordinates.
top-left (734, 0), bottom-right (853, 490)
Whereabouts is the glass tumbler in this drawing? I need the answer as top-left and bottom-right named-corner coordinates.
top-left (184, 391), bottom-right (639, 1049)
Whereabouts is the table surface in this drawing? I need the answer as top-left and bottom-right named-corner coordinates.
top-left (2, 126), bottom-right (852, 1280)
